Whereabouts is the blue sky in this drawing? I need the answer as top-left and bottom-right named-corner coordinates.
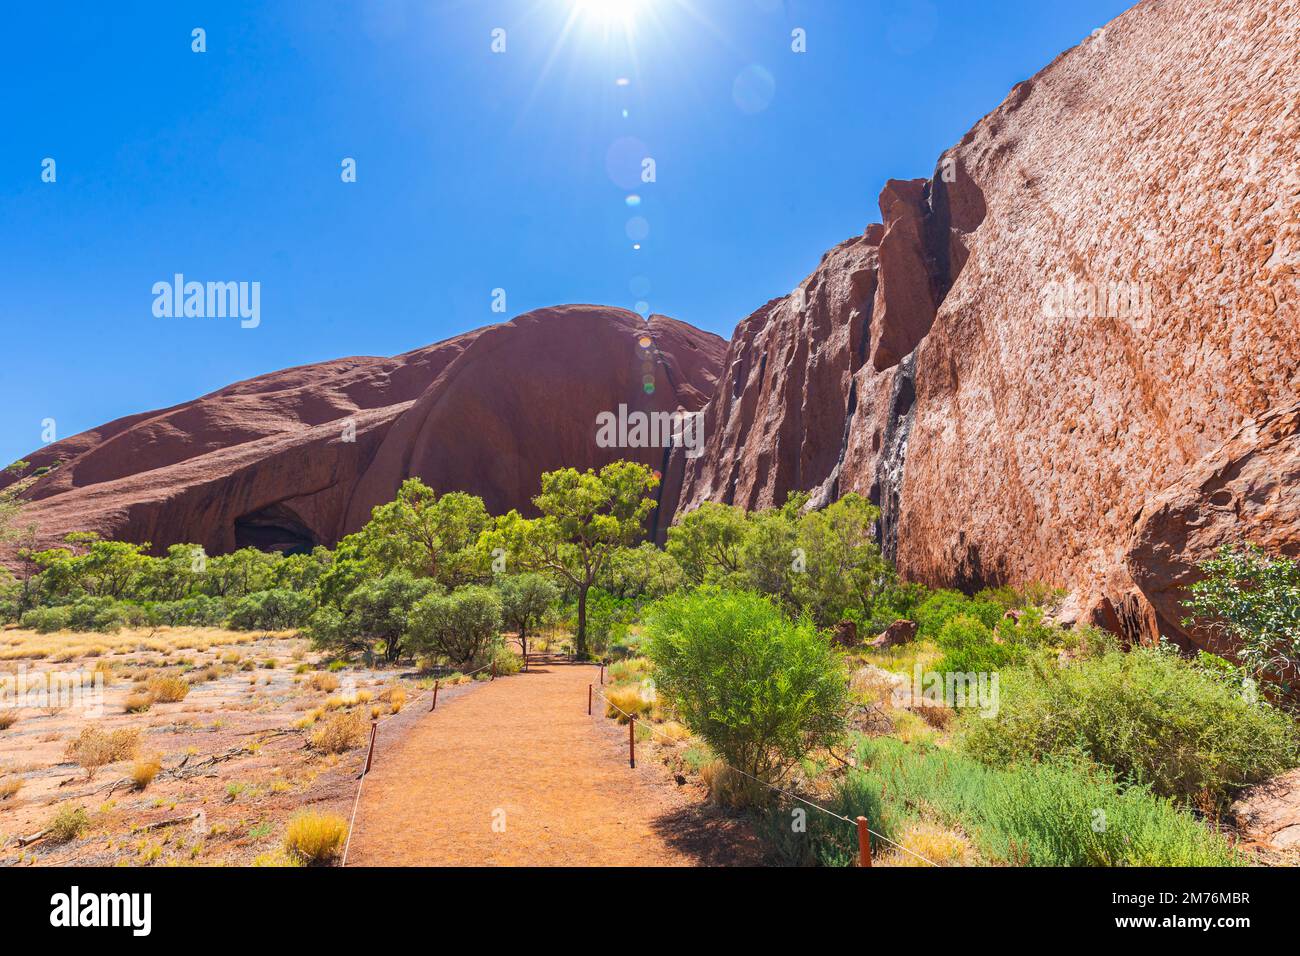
top-left (0, 0), bottom-right (1134, 467)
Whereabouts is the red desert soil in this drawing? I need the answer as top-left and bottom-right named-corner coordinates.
top-left (345, 663), bottom-right (761, 866)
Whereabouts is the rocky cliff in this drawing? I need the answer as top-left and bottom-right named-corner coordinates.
top-left (2, 307), bottom-right (724, 557)
top-left (666, 0), bottom-right (1300, 648)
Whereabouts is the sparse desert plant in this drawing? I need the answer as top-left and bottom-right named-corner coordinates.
top-left (123, 692), bottom-right (153, 713)
top-left (283, 811), bottom-right (348, 865)
top-left (0, 710), bottom-right (17, 730)
top-left (0, 777), bottom-right (22, 801)
top-left (308, 672), bottom-right (339, 693)
top-left (130, 755), bottom-right (162, 790)
top-left (47, 804), bottom-right (90, 843)
top-left (309, 712), bottom-right (368, 754)
top-left (64, 727), bottom-right (141, 779)
top-left (385, 688), bottom-right (407, 713)
top-left (603, 684), bottom-right (652, 723)
top-left (145, 674), bottom-right (190, 703)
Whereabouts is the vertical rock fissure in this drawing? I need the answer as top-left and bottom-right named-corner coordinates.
top-left (872, 353), bottom-right (917, 561)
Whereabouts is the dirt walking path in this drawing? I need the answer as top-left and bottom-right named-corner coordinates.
top-left (345, 662), bottom-right (759, 866)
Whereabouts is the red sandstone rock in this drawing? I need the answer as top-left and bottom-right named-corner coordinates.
top-left (1231, 768), bottom-right (1300, 852)
top-left (867, 619), bottom-right (918, 651)
top-left (0, 307), bottom-right (723, 557)
top-left (671, 0), bottom-right (1300, 651)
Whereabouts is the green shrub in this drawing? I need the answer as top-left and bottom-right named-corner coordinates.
top-left (19, 597), bottom-right (144, 633)
top-left (227, 589), bottom-right (315, 630)
top-left (913, 589), bottom-right (1003, 639)
top-left (1183, 543), bottom-right (1300, 700)
top-left (146, 595), bottom-right (228, 627)
top-left (332, 572), bottom-right (438, 663)
top-left (934, 613), bottom-right (1024, 673)
top-left (959, 644), bottom-right (1300, 810)
top-left (47, 805), bottom-right (91, 844)
top-left (822, 737), bottom-right (1240, 866)
top-left (643, 587), bottom-right (849, 788)
top-left (407, 585), bottom-right (502, 669)
top-left (21, 605), bottom-right (71, 633)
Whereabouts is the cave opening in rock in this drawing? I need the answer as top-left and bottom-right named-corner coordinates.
top-left (233, 502), bottom-right (318, 555)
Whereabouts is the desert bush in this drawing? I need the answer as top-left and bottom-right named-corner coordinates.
top-left (934, 614), bottom-right (1024, 673)
top-left (1183, 543), bottom-right (1300, 700)
top-left (308, 672), bottom-right (339, 693)
top-left (913, 589), bottom-right (1004, 639)
top-left (130, 755), bottom-right (162, 790)
top-left (959, 644), bottom-right (1300, 810)
top-left (20, 605), bottom-right (70, 633)
top-left (47, 805), bottom-right (90, 843)
top-left (831, 736), bottom-right (1240, 867)
top-left (311, 572), bottom-right (438, 663)
top-left (284, 811), bottom-right (348, 865)
top-left (123, 692), bottom-right (153, 713)
top-left (64, 727), bottom-right (140, 778)
top-left (384, 687), bottom-right (407, 713)
top-left (407, 585), bottom-right (502, 668)
top-left (145, 674), bottom-right (190, 702)
top-left (146, 595), bottom-right (228, 627)
top-left (0, 778), bottom-right (22, 800)
top-left (228, 588), bottom-right (315, 631)
top-left (643, 588), bottom-right (849, 787)
top-left (491, 644), bottom-right (521, 676)
top-left (0, 710), bottom-right (17, 730)
top-left (309, 712), bottom-right (368, 754)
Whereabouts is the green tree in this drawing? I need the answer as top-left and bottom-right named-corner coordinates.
top-left (665, 501), bottom-right (748, 585)
top-left (408, 585), bottom-right (502, 668)
top-left (1183, 543), bottom-right (1300, 701)
top-left (600, 542), bottom-right (685, 601)
top-left (359, 480), bottom-right (490, 588)
top-left (495, 573), bottom-right (559, 657)
top-left (309, 571), bottom-right (437, 664)
top-left (201, 548), bottom-right (280, 599)
top-left (485, 462), bottom-right (659, 659)
top-left (792, 493), bottom-right (893, 626)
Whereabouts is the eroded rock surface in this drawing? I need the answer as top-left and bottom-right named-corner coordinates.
top-left (670, 0), bottom-right (1300, 649)
top-left (2, 307), bottom-right (724, 556)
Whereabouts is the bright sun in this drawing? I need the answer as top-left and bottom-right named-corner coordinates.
top-left (573, 0), bottom-right (643, 29)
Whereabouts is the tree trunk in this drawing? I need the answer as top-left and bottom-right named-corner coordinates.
top-left (575, 586), bottom-right (588, 660)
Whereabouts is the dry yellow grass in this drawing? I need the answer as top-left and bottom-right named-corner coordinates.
top-left (65, 727), bottom-right (141, 779)
top-left (878, 822), bottom-right (973, 867)
top-left (0, 778), bottom-right (22, 801)
top-left (309, 712), bottom-right (368, 754)
top-left (0, 625), bottom-right (262, 662)
top-left (123, 692), bottom-right (153, 713)
top-left (130, 755), bottom-right (162, 790)
top-left (0, 710), bottom-right (17, 731)
top-left (145, 675), bottom-right (190, 702)
top-left (384, 688), bottom-right (407, 713)
top-left (307, 672), bottom-right (339, 693)
top-left (283, 811), bottom-right (348, 865)
top-left (650, 720), bottom-right (691, 744)
top-left (603, 684), bottom-right (652, 723)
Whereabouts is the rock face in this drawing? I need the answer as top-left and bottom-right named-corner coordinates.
top-left (667, 0), bottom-right (1300, 650)
top-left (868, 620), bottom-right (919, 651)
top-left (1, 307), bottom-right (724, 556)
top-left (1231, 768), bottom-right (1300, 853)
